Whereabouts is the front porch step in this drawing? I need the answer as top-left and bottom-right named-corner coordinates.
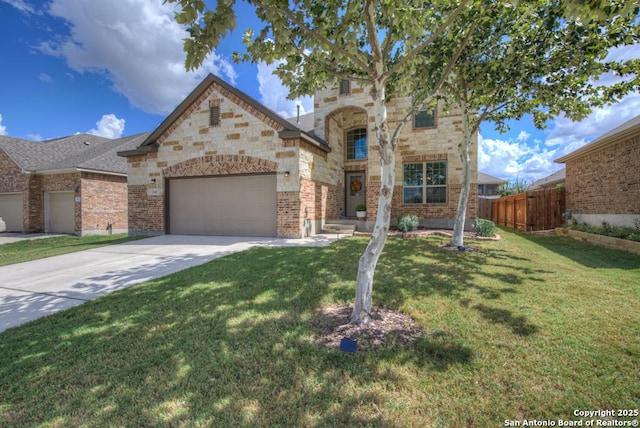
top-left (322, 223), bottom-right (355, 236)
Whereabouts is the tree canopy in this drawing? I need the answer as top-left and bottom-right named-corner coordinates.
top-left (169, 0), bottom-right (639, 323)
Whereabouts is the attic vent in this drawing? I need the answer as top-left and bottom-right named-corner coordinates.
top-left (339, 79), bottom-right (351, 95)
top-left (83, 141), bottom-right (91, 146)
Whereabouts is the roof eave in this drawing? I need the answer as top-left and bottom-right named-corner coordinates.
top-left (555, 124), bottom-right (640, 164)
top-left (117, 143), bottom-right (159, 158)
top-left (27, 167), bottom-right (125, 176)
top-left (278, 130), bottom-right (331, 153)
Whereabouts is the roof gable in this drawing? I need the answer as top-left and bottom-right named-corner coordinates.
top-left (122, 74), bottom-right (326, 157)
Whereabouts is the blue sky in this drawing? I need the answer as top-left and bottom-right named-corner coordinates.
top-left (1, 0), bottom-right (638, 183)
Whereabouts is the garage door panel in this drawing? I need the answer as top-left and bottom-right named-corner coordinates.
top-left (0, 193), bottom-right (23, 232)
top-left (48, 192), bottom-right (75, 234)
top-left (169, 175), bottom-right (277, 237)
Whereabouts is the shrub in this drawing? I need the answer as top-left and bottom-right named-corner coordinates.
top-left (566, 221), bottom-right (639, 242)
top-left (474, 218), bottom-right (497, 237)
top-left (627, 233), bottom-right (640, 242)
top-left (397, 214), bottom-right (419, 232)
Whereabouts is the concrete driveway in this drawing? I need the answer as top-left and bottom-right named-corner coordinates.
top-left (0, 234), bottom-right (346, 333)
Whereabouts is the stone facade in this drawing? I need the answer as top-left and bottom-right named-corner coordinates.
top-left (123, 74), bottom-right (478, 237)
top-left (315, 81), bottom-right (478, 229)
top-left (561, 131), bottom-right (640, 228)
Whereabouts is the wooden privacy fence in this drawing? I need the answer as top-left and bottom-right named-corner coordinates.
top-left (478, 189), bottom-right (566, 232)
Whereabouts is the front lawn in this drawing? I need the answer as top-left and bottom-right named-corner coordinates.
top-left (0, 234), bottom-right (144, 266)
top-left (0, 229), bottom-right (638, 426)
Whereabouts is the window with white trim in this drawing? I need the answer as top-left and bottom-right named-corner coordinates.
top-left (403, 161), bottom-right (447, 204)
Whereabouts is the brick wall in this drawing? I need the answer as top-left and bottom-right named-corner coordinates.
top-left (277, 191), bottom-right (301, 237)
top-left (0, 150), bottom-right (27, 193)
top-left (565, 135), bottom-right (640, 216)
top-left (300, 179), bottom-right (342, 220)
top-left (128, 184), bottom-right (165, 235)
top-left (25, 175), bottom-right (43, 232)
top-left (0, 150), bottom-right (29, 231)
top-left (80, 172), bottom-right (128, 234)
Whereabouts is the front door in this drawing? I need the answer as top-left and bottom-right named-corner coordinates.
top-left (345, 171), bottom-right (366, 217)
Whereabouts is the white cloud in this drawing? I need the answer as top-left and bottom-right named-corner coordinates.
top-left (480, 92), bottom-right (640, 184)
top-left (1, 0), bottom-right (36, 14)
top-left (257, 61), bottom-right (314, 119)
top-left (479, 133), bottom-right (561, 184)
top-left (27, 133), bottom-right (43, 141)
top-left (604, 44), bottom-right (640, 63)
top-left (87, 114), bottom-right (125, 138)
top-left (0, 114), bottom-right (7, 136)
top-left (40, 0), bottom-right (237, 115)
top-left (544, 92), bottom-right (640, 157)
top-left (38, 73), bottom-right (52, 83)
top-left (516, 130), bottom-right (530, 142)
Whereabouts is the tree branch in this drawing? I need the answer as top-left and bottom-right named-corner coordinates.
top-left (390, 18), bottom-right (479, 149)
top-left (364, 0), bottom-right (384, 79)
top-left (384, 0), bottom-right (471, 79)
top-left (250, 0), bottom-right (370, 72)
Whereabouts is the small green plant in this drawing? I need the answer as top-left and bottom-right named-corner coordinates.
top-left (355, 204), bottom-right (366, 212)
top-left (474, 218), bottom-right (497, 237)
top-left (397, 214), bottom-right (419, 232)
top-left (566, 221), bottom-right (639, 242)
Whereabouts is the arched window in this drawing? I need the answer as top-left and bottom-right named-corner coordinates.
top-left (346, 128), bottom-right (367, 160)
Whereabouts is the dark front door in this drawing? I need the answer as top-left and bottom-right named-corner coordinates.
top-left (345, 171), bottom-right (366, 217)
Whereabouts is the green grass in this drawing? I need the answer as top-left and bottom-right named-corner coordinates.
top-left (1, 228), bottom-right (638, 426)
top-left (0, 234), bottom-right (144, 266)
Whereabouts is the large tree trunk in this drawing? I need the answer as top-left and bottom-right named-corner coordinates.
top-left (450, 104), bottom-right (472, 247)
top-left (351, 82), bottom-right (395, 324)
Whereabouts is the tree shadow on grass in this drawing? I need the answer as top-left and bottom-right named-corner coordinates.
top-left (0, 242), bottom-right (470, 427)
top-left (0, 236), bottom-right (545, 426)
top-left (517, 229), bottom-right (640, 269)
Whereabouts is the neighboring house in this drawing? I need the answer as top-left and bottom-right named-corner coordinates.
top-left (530, 168), bottom-right (565, 190)
top-left (0, 133), bottom-right (148, 234)
top-left (477, 172), bottom-right (506, 197)
top-left (555, 114), bottom-right (640, 228)
top-left (119, 74), bottom-right (477, 238)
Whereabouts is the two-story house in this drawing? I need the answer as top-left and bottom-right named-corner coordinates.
top-left (118, 74), bottom-right (478, 237)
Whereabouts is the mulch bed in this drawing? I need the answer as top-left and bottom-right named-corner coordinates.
top-left (311, 303), bottom-right (423, 352)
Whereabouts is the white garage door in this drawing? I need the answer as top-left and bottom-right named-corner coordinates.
top-left (0, 193), bottom-right (23, 232)
top-left (169, 174), bottom-right (277, 236)
top-left (47, 192), bottom-right (75, 234)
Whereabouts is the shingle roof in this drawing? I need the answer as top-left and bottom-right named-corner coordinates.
top-left (530, 168), bottom-right (565, 189)
top-left (0, 132), bottom-right (150, 175)
top-left (477, 172), bottom-right (506, 185)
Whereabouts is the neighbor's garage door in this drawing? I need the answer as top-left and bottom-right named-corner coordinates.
top-left (0, 193), bottom-right (23, 232)
top-left (169, 174), bottom-right (277, 236)
top-left (47, 191), bottom-right (75, 233)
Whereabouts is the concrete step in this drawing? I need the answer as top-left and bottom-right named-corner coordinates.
top-left (322, 223), bottom-right (355, 236)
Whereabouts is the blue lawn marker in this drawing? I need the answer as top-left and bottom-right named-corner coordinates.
top-left (340, 338), bottom-right (358, 353)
